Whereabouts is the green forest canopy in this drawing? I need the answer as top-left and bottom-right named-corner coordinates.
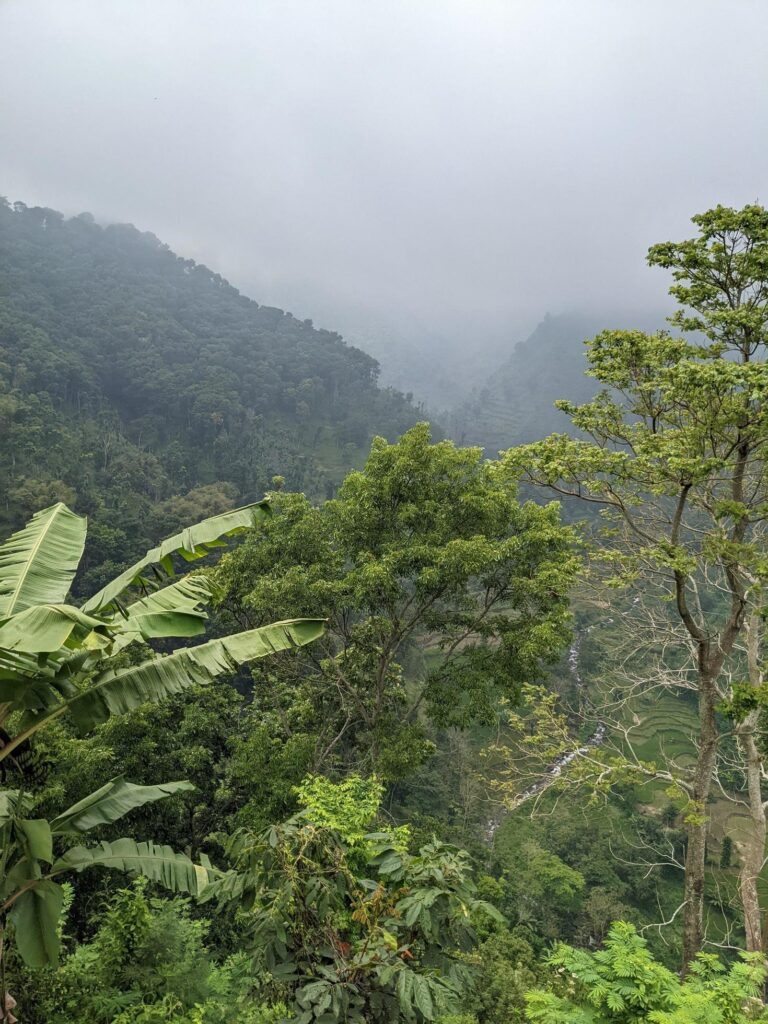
top-left (0, 199), bottom-right (421, 592)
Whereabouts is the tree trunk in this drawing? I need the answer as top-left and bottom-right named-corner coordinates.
top-left (682, 673), bottom-right (719, 972)
top-left (736, 612), bottom-right (766, 953)
top-left (738, 717), bottom-right (765, 952)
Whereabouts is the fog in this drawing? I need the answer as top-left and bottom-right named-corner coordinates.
top-left (2, 0), bottom-right (767, 397)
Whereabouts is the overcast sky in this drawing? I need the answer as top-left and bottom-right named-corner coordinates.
top-left (2, 0), bottom-right (768, 350)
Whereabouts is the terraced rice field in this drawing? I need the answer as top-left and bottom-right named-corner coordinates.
top-left (621, 694), bottom-right (698, 768)
top-left (617, 692), bottom-right (756, 856)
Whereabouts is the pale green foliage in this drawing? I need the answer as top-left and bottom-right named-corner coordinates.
top-left (295, 773), bottom-right (409, 848)
top-left (525, 922), bottom-right (768, 1023)
top-left (0, 504), bottom-right (86, 617)
top-left (487, 684), bottom-right (658, 807)
top-left (501, 205), bottom-right (768, 605)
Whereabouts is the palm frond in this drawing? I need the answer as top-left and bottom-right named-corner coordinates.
top-left (68, 617), bottom-right (326, 733)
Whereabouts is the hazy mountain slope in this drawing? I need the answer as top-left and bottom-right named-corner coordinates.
top-left (446, 312), bottom-right (665, 454)
top-left (0, 200), bottom-right (422, 588)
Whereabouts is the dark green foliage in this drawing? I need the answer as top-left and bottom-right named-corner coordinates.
top-left (0, 199), bottom-right (421, 586)
top-left (465, 929), bottom-right (540, 1023)
top-left (204, 775), bottom-right (502, 1024)
top-left (16, 880), bottom-right (281, 1024)
top-left (720, 835), bottom-right (733, 869)
top-left (489, 796), bottom-right (687, 961)
top-left (216, 423), bottom-right (577, 777)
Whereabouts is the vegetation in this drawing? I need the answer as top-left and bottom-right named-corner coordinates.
top-left (502, 204), bottom-right (768, 967)
top-left (4, 200), bottom-right (768, 1020)
top-left (526, 922), bottom-right (768, 1024)
top-left (0, 498), bottom-right (323, 994)
top-left (0, 199), bottom-right (422, 593)
top-left (216, 423), bottom-right (577, 777)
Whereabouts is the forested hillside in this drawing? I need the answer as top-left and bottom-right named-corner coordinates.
top-left (0, 200), bottom-right (421, 591)
top-left (4, 201), bottom-right (768, 1024)
top-left (446, 312), bottom-right (663, 453)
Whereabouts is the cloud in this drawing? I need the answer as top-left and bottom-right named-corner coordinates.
top-left (2, 0), bottom-right (767, 344)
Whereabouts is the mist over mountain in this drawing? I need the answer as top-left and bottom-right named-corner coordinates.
top-left (0, 199), bottom-right (421, 589)
top-left (283, 302), bottom-right (520, 410)
top-left (444, 310), bottom-right (669, 454)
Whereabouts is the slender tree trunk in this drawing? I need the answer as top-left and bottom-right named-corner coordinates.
top-left (682, 672), bottom-right (719, 972)
top-left (736, 612), bottom-right (766, 953)
top-left (738, 717), bottom-right (765, 952)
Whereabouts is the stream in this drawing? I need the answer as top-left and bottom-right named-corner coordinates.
top-left (485, 630), bottom-right (606, 841)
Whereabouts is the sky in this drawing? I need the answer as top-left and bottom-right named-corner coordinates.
top-left (2, 0), bottom-right (768, 384)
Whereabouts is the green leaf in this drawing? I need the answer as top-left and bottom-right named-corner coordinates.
top-left (82, 501), bottom-right (271, 614)
top-left (17, 819), bottom-right (53, 863)
top-left (108, 575), bottom-right (215, 653)
top-left (0, 504), bottom-right (87, 617)
top-left (0, 791), bottom-right (30, 822)
top-left (0, 604), bottom-right (108, 654)
top-left (50, 776), bottom-right (195, 834)
top-left (8, 880), bottom-right (64, 967)
top-left (54, 837), bottom-right (210, 895)
top-left (412, 975), bottom-right (435, 1020)
top-left (67, 618), bottom-right (326, 733)
top-left (396, 970), bottom-right (415, 1012)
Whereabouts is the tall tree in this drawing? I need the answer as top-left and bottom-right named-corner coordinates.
top-left (501, 205), bottom-right (768, 968)
top-left (217, 424), bottom-right (577, 778)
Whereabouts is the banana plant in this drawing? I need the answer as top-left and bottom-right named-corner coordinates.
top-left (0, 501), bottom-right (325, 1000)
top-left (0, 776), bottom-right (213, 970)
top-left (0, 501), bottom-right (326, 766)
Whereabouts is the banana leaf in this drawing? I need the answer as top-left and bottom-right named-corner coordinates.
top-left (0, 504), bottom-right (87, 617)
top-left (82, 501), bottom-right (270, 614)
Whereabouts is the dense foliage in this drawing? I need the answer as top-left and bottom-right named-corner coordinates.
top-left (216, 423), bottom-right (577, 777)
top-left (0, 199), bottom-right (421, 591)
top-left (5, 200), bottom-right (768, 1022)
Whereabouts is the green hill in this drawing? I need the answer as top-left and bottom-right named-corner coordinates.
top-left (0, 199), bottom-right (422, 590)
top-left (446, 312), bottom-right (663, 454)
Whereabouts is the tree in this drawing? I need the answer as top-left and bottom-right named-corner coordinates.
top-left (525, 921), bottom-right (768, 1024)
top-left (217, 424), bottom-right (577, 778)
top-left (501, 205), bottom-right (768, 968)
top-left (204, 774), bottom-right (502, 1024)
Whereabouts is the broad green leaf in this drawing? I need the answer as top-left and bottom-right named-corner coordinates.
top-left (67, 618), bottom-right (326, 734)
top-left (0, 790), bottom-right (31, 822)
top-left (0, 504), bottom-right (86, 617)
top-left (82, 501), bottom-right (270, 614)
top-left (9, 880), bottom-right (64, 967)
top-left (396, 969), bottom-right (415, 1010)
top-left (412, 975), bottom-right (435, 1020)
top-left (54, 838), bottom-right (210, 895)
top-left (50, 776), bottom-right (194, 833)
top-left (0, 604), bottom-right (108, 654)
top-left (17, 819), bottom-right (53, 863)
top-left (108, 575), bottom-right (214, 653)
